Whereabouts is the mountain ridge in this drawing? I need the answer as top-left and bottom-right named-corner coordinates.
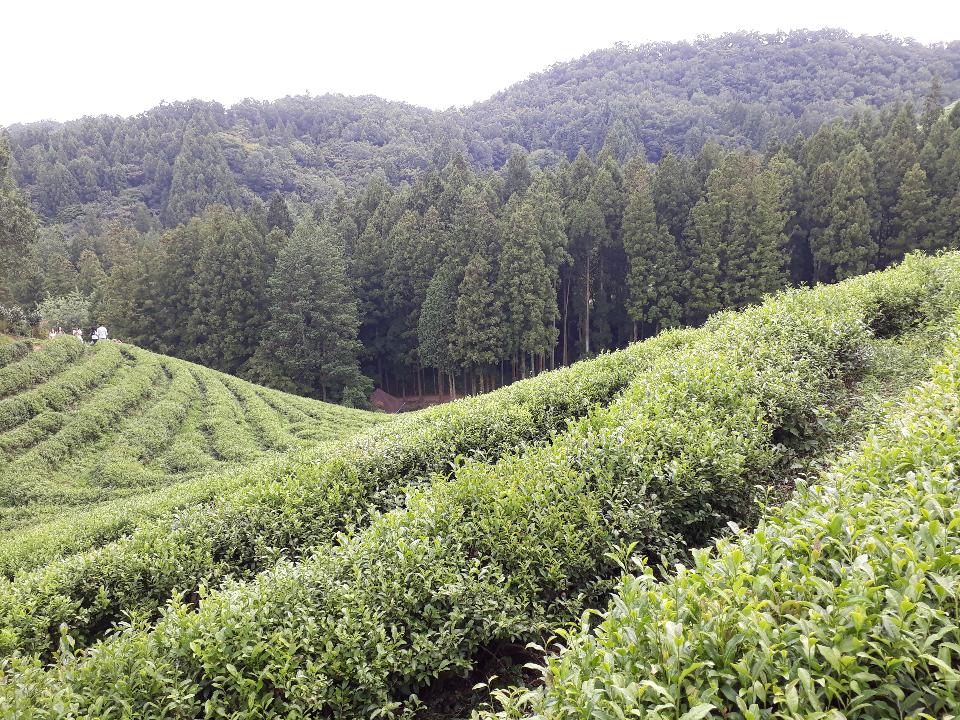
top-left (4, 29), bottom-right (958, 228)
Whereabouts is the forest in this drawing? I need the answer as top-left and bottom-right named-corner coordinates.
top-left (1, 31), bottom-right (960, 403)
top-left (5, 29), bottom-right (960, 224)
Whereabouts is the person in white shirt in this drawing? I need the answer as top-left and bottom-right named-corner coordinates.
top-left (96, 324), bottom-right (108, 342)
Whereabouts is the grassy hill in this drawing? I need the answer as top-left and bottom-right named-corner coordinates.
top-left (0, 253), bottom-right (959, 718)
top-left (0, 337), bottom-right (386, 531)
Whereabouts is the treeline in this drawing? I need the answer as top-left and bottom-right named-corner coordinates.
top-left (4, 89), bottom-right (958, 404)
top-left (5, 30), bottom-right (958, 233)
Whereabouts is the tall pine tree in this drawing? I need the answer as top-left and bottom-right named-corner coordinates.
top-left (261, 218), bottom-right (366, 403)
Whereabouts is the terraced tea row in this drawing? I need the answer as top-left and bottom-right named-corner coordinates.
top-left (0, 337), bottom-right (30, 369)
top-left (1, 254), bottom-right (955, 718)
top-left (0, 340), bottom-right (387, 529)
top-left (0, 328), bottom-right (693, 656)
top-left (496, 314), bottom-right (960, 720)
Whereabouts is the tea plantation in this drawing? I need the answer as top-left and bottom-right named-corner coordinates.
top-left (2, 254), bottom-right (960, 718)
top-left (0, 340), bottom-right (387, 534)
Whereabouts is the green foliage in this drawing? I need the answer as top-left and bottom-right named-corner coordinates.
top-left (455, 251), bottom-right (502, 379)
top-left (0, 256), bottom-right (955, 718)
top-left (188, 208), bottom-right (274, 375)
top-left (0, 337), bottom-right (85, 398)
top-left (37, 290), bottom-right (90, 330)
top-left (418, 260), bottom-right (459, 378)
top-left (0, 134), bottom-right (40, 303)
top-left (500, 311), bottom-right (960, 720)
top-left (260, 218), bottom-right (366, 402)
top-left (0, 340), bottom-right (385, 549)
top-left (0, 338), bottom-right (30, 368)
top-left (265, 192), bottom-right (294, 235)
top-left (0, 305), bottom-right (40, 336)
top-left (0, 327), bottom-right (690, 658)
top-left (8, 31), bottom-right (958, 231)
top-left (9, 77), bottom-right (960, 400)
top-left (623, 163), bottom-right (669, 329)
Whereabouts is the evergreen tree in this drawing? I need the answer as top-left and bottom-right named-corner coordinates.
top-left (188, 208), bottom-right (274, 375)
top-left (76, 249), bottom-right (107, 296)
top-left (77, 249), bottom-right (108, 323)
top-left (385, 208), bottom-right (441, 388)
top-left (148, 219), bottom-right (207, 356)
top-left (874, 104), bottom-right (919, 245)
top-left (454, 251), bottom-right (502, 392)
top-left (892, 163), bottom-right (935, 259)
top-left (447, 185), bottom-right (500, 269)
top-left (497, 197), bottom-right (556, 375)
top-left (162, 113), bottom-right (240, 227)
top-left (42, 252), bottom-right (78, 297)
top-left (601, 118), bottom-right (639, 165)
top-left (741, 159), bottom-right (791, 301)
top-left (768, 149), bottom-right (813, 284)
top-left (622, 163), bottom-right (682, 335)
top-left (807, 160), bottom-right (839, 283)
top-left (653, 151), bottom-right (699, 240)
top-left (589, 155), bottom-right (627, 349)
top-left (266, 192), bottom-right (295, 235)
top-left (418, 261), bottom-right (459, 396)
top-left (920, 76), bottom-right (945, 143)
top-left (0, 134), bottom-right (40, 303)
top-left (685, 151), bottom-right (788, 319)
top-left (261, 218), bottom-right (366, 403)
top-left (525, 173), bottom-right (568, 367)
top-left (919, 117), bottom-right (954, 200)
top-left (566, 197), bottom-right (607, 355)
top-left (502, 150), bottom-right (532, 200)
top-left (820, 148), bottom-right (879, 280)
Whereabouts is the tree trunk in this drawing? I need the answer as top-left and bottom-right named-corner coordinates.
top-left (584, 255), bottom-right (591, 356)
top-left (562, 279), bottom-right (570, 366)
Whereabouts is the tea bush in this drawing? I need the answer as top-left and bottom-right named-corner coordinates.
top-left (0, 337), bottom-right (85, 398)
top-left (0, 338), bottom-right (30, 368)
top-left (0, 343), bottom-right (124, 434)
top-left (498, 325), bottom-right (960, 720)
top-left (0, 345), bottom-right (385, 560)
top-left (0, 261), bottom-right (936, 717)
top-left (0, 328), bottom-right (690, 658)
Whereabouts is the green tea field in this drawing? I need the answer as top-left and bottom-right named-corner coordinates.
top-left (0, 338), bottom-right (387, 534)
top-left (0, 253), bottom-right (959, 718)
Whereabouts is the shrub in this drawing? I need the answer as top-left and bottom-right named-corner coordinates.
top-left (0, 338), bottom-right (30, 368)
top-left (0, 262), bottom-right (926, 715)
top-left (496, 327), bottom-right (960, 720)
top-left (0, 342), bottom-right (123, 433)
top-left (36, 291), bottom-right (90, 332)
top-left (0, 328), bottom-right (691, 658)
top-left (0, 337), bottom-right (85, 399)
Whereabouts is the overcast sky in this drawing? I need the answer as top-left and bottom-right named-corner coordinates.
top-left (3, 0), bottom-right (958, 127)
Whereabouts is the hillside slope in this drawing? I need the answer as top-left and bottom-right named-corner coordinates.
top-left (4, 30), bottom-right (958, 225)
top-left (0, 254), bottom-right (958, 718)
top-left (492, 287), bottom-right (960, 720)
top-left (0, 336), bottom-right (386, 529)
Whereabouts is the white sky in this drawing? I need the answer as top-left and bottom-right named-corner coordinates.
top-left (2, 0), bottom-right (958, 127)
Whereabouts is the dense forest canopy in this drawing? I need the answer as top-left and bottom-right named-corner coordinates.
top-left (475, 30), bottom-right (960, 157)
top-left (5, 30), bottom-right (959, 230)
top-left (2, 30), bottom-right (960, 405)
